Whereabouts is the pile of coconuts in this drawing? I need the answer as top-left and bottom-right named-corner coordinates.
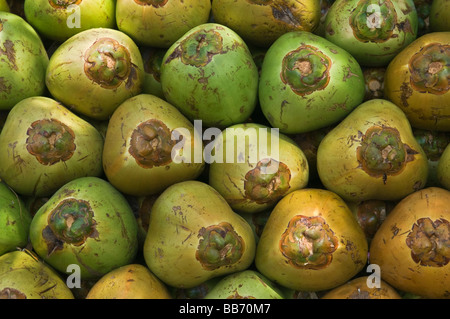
top-left (0, 0), bottom-right (449, 300)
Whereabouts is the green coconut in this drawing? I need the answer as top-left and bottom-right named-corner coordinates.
top-left (208, 123), bottom-right (309, 214)
top-left (317, 99), bottom-right (429, 202)
top-left (160, 23), bottom-right (259, 129)
top-left (0, 181), bottom-right (32, 256)
top-left (0, 0), bottom-right (9, 12)
top-left (102, 94), bottom-right (205, 197)
top-left (0, 12), bottom-right (48, 110)
top-left (211, 0), bottom-right (321, 48)
top-left (324, 0), bottom-right (419, 67)
top-left (45, 27), bottom-right (144, 120)
top-left (0, 96), bottom-right (104, 197)
top-left (437, 143), bottom-right (450, 190)
top-left (29, 177), bottom-right (139, 280)
top-left (116, 0), bottom-right (211, 48)
top-left (0, 250), bottom-right (75, 299)
top-left (24, 0), bottom-right (116, 42)
top-left (203, 270), bottom-right (285, 299)
top-left (259, 30), bottom-right (365, 134)
top-left (143, 180), bottom-right (256, 288)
